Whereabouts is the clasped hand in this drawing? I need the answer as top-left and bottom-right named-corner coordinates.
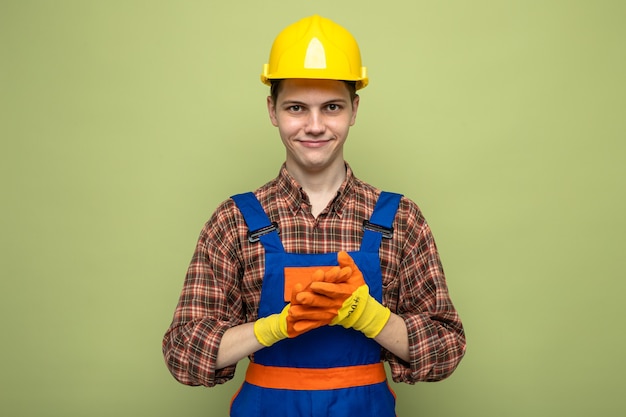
top-left (254, 251), bottom-right (390, 347)
top-left (290, 251), bottom-right (391, 339)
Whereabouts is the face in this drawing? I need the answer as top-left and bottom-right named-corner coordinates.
top-left (267, 79), bottom-right (360, 176)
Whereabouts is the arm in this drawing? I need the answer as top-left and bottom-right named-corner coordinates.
top-left (375, 312), bottom-right (410, 363)
top-left (162, 201), bottom-right (246, 387)
top-left (215, 322), bottom-right (263, 369)
top-left (385, 203), bottom-right (466, 383)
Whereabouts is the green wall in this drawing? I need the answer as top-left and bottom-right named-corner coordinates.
top-left (1, 1), bottom-right (625, 416)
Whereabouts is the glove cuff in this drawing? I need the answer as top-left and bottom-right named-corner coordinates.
top-left (253, 305), bottom-right (289, 347)
top-left (353, 295), bottom-right (391, 338)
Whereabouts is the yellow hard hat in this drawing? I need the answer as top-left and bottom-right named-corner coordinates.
top-left (261, 15), bottom-right (368, 90)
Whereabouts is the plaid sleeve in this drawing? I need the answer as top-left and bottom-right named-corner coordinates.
top-left (162, 200), bottom-right (245, 387)
top-left (385, 201), bottom-right (466, 383)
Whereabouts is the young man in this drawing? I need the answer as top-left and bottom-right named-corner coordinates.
top-left (163, 15), bottom-right (465, 417)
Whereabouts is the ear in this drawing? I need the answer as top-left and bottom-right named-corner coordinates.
top-left (349, 94), bottom-right (360, 126)
top-left (267, 96), bottom-right (279, 127)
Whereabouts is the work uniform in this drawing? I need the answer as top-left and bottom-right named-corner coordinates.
top-left (230, 191), bottom-right (402, 417)
top-left (162, 14), bottom-right (466, 415)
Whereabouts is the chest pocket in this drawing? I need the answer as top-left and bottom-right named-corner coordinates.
top-left (283, 265), bottom-right (335, 302)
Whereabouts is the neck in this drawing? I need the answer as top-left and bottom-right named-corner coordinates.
top-left (285, 161), bottom-right (346, 217)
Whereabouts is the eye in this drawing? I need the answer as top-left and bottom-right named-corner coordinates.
top-left (288, 105), bottom-right (302, 112)
top-left (326, 103), bottom-right (342, 112)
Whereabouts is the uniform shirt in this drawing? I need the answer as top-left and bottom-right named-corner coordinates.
top-left (163, 163), bottom-right (466, 387)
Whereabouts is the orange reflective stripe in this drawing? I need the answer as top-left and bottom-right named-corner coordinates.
top-left (245, 362), bottom-right (387, 390)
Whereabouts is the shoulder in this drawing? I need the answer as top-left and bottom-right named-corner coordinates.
top-left (352, 176), bottom-right (425, 223)
top-left (355, 177), bottom-right (430, 243)
top-left (204, 175), bottom-right (280, 237)
top-left (397, 195), bottom-right (426, 223)
top-left (214, 175), bottom-right (279, 219)
top-left (198, 197), bottom-right (243, 246)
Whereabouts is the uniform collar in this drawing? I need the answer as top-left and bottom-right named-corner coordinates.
top-left (277, 162), bottom-right (355, 218)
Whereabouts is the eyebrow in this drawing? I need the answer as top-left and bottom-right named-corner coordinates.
top-left (280, 98), bottom-right (349, 106)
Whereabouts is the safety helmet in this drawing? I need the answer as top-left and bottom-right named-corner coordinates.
top-left (261, 15), bottom-right (368, 90)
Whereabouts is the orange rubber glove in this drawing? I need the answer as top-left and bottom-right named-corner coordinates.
top-left (302, 251), bottom-right (391, 338)
top-left (254, 283), bottom-right (339, 347)
top-left (292, 265), bottom-right (351, 310)
top-left (287, 281), bottom-right (338, 334)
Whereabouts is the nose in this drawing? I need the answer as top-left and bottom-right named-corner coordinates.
top-left (304, 110), bottom-right (326, 135)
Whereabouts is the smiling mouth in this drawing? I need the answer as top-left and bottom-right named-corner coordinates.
top-left (298, 139), bottom-right (332, 148)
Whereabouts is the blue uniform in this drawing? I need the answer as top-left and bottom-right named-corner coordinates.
top-left (230, 191), bottom-right (402, 417)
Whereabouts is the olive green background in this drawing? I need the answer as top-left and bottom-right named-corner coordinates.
top-left (1, 1), bottom-right (624, 416)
